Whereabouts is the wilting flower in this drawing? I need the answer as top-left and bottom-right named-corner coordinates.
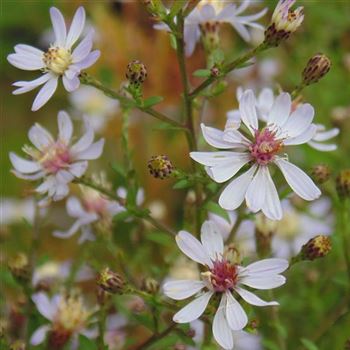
top-left (163, 221), bottom-right (288, 350)
top-left (69, 86), bottom-right (120, 132)
top-left (7, 7), bottom-right (100, 111)
top-left (9, 111), bottom-right (104, 206)
top-left (155, 0), bottom-right (267, 56)
top-left (191, 89), bottom-right (321, 220)
top-left (30, 291), bottom-right (96, 348)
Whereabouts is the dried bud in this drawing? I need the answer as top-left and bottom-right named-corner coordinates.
top-left (264, 0), bottom-right (304, 47)
top-left (301, 235), bottom-right (332, 261)
top-left (96, 268), bottom-right (125, 294)
top-left (302, 54), bottom-right (331, 85)
top-left (210, 66), bottom-right (220, 77)
top-left (336, 170), bottom-right (350, 199)
top-left (8, 253), bottom-right (30, 282)
top-left (96, 286), bottom-right (111, 306)
top-left (141, 277), bottom-right (159, 294)
top-left (10, 340), bottom-right (26, 350)
top-left (311, 164), bottom-right (331, 184)
top-left (148, 155), bottom-right (174, 179)
top-left (126, 60), bottom-right (147, 85)
top-left (48, 330), bottom-right (71, 350)
top-left (224, 244), bottom-right (241, 265)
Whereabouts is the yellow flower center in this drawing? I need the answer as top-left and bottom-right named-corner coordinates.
top-left (43, 47), bottom-right (72, 75)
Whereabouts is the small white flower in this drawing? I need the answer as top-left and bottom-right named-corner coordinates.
top-left (9, 111), bottom-right (104, 205)
top-left (7, 7), bottom-right (100, 111)
top-left (271, 0), bottom-right (304, 33)
top-left (69, 86), bottom-right (120, 132)
top-left (30, 291), bottom-right (96, 348)
top-left (163, 221), bottom-right (288, 350)
top-left (191, 89), bottom-right (321, 220)
top-left (155, 0), bottom-right (267, 56)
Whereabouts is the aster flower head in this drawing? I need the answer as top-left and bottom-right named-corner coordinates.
top-left (7, 7), bottom-right (100, 111)
top-left (163, 221), bottom-right (288, 350)
top-left (9, 111), bottom-right (104, 206)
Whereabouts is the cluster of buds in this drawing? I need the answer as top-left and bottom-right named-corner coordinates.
top-left (300, 235), bottom-right (332, 261)
top-left (148, 155), bottom-right (174, 179)
top-left (141, 277), bottom-right (160, 294)
top-left (302, 54), bottom-right (331, 86)
top-left (264, 0), bottom-right (304, 47)
top-left (97, 267), bottom-right (125, 294)
top-left (8, 253), bottom-right (30, 283)
top-left (311, 164), bottom-right (331, 184)
top-left (336, 169), bottom-right (350, 199)
top-left (126, 60), bottom-right (147, 87)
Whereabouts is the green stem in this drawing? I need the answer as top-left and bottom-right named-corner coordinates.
top-left (341, 200), bottom-right (350, 285)
top-left (291, 83), bottom-right (306, 99)
top-left (97, 305), bottom-right (107, 350)
top-left (189, 43), bottom-right (269, 99)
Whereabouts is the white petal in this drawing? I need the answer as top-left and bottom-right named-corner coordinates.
top-left (62, 75), bottom-right (80, 92)
top-left (12, 73), bottom-right (52, 95)
top-left (200, 220), bottom-right (224, 260)
top-left (242, 258), bottom-right (289, 276)
top-left (74, 139), bottom-right (104, 160)
top-left (74, 50), bottom-right (100, 69)
top-left (32, 76), bottom-right (58, 111)
top-left (190, 151), bottom-right (241, 166)
top-left (257, 88), bottom-right (274, 120)
top-left (173, 291), bottom-right (213, 323)
top-left (219, 165), bottom-right (257, 211)
top-left (184, 23), bottom-right (200, 57)
top-left (235, 287), bottom-right (278, 306)
top-left (313, 127), bottom-right (339, 141)
top-left (230, 20), bottom-right (251, 42)
top-left (66, 196), bottom-right (86, 217)
top-left (58, 111), bottom-right (73, 143)
top-left (163, 280), bottom-right (205, 300)
top-left (232, 330), bottom-right (262, 350)
top-left (50, 7), bottom-right (67, 46)
top-left (7, 53), bottom-right (44, 70)
top-left (281, 104), bottom-right (314, 138)
top-left (239, 274), bottom-right (286, 290)
top-left (239, 90), bottom-right (258, 134)
top-left (72, 30), bottom-right (94, 62)
top-left (245, 166), bottom-right (266, 213)
top-left (12, 170), bottom-right (45, 180)
top-left (9, 152), bottom-right (41, 173)
top-left (15, 44), bottom-right (43, 57)
top-left (28, 123), bottom-right (54, 150)
top-left (225, 292), bottom-right (248, 331)
top-left (267, 92), bottom-right (291, 127)
top-left (212, 295), bottom-right (234, 350)
top-left (65, 6), bottom-right (86, 48)
top-left (275, 158), bottom-right (321, 200)
top-left (262, 167), bottom-right (282, 220)
top-left (32, 293), bottom-right (56, 321)
top-left (308, 141), bottom-right (337, 152)
top-left (201, 123), bottom-right (237, 149)
top-left (175, 231), bottom-right (213, 267)
top-left (70, 121), bottom-right (94, 155)
top-left (284, 124), bottom-right (317, 146)
top-left (30, 325), bottom-right (51, 345)
top-left (68, 161), bottom-right (88, 177)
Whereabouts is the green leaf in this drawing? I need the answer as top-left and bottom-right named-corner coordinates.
top-left (173, 179), bottom-right (191, 189)
top-left (300, 338), bottom-right (319, 350)
top-left (78, 335), bottom-right (98, 350)
top-left (193, 69), bottom-right (211, 78)
top-left (143, 96), bottom-right (164, 108)
top-left (205, 201), bottom-right (230, 221)
top-left (147, 231), bottom-right (173, 246)
top-left (169, 1), bottom-right (184, 17)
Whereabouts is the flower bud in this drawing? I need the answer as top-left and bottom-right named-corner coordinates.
top-left (126, 60), bottom-right (147, 86)
top-left (211, 66), bottom-right (220, 77)
top-left (96, 268), bottom-right (125, 294)
top-left (302, 54), bottom-right (331, 86)
top-left (8, 253), bottom-right (30, 282)
top-left (148, 155), bottom-right (174, 179)
top-left (224, 244), bottom-right (241, 265)
top-left (141, 277), bottom-right (160, 294)
top-left (311, 164), bottom-right (331, 184)
top-left (96, 286), bottom-right (111, 306)
top-left (336, 170), bottom-right (350, 199)
top-left (199, 21), bottom-right (220, 53)
top-left (264, 0), bottom-right (304, 47)
top-left (301, 235), bottom-right (332, 261)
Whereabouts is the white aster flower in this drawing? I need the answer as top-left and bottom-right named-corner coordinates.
top-left (155, 0), bottom-right (267, 56)
top-left (69, 86), bottom-right (120, 132)
top-left (9, 111), bottom-right (104, 206)
top-left (163, 221), bottom-right (288, 350)
top-left (191, 89), bottom-right (321, 220)
top-left (7, 7), bottom-right (100, 111)
top-left (30, 291), bottom-right (96, 348)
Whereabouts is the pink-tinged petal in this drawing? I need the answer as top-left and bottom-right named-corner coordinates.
top-left (190, 151), bottom-right (241, 167)
top-left (239, 90), bottom-right (258, 134)
top-left (163, 280), bottom-right (205, 300)
top-left (239, 274), bottom-right (286, 290)
top-left (72, 30), bottom-right (94, 62)
top-left (70, 121), bottom-right (94, 154)
top-left (284, 124), bottom-right (317, 146)
top-left (12, 170), bottom-right (45, 180)
top-left (267, 92), bottom-right (291, 127)
top-left (313, 127), bottom-right (339, 141)
top-left (14, 44), bottom-right (43, 57)
top-left (58, 111), bottom-right (73, 143)
top-left (74, 50), bottom-right (100, 69)
top-left (262, 167), bottom-right (282, 220)
top-left (173, 291), bottom-right (213, 323)
top-left (225, 291), bottom-right (248, 330)
top-left (176, 231), bottom-right (213, 267)
top-left (307, 141), bottom-right (337, 152)
top-left (242, 258), bottom-right (289, 276)
top-left (235, 287), bottom-right (278, 306)
top-left (56, 169), bottom-right (74, 183)
top-left (274, 158), bottom-right (321, 200)
top-left (219, 165), bottom-right (257, 210)
top-left (245, 166), bottom-right (266, 213)
top-left (212, 295), bottom-right (234, 350)
top-left (74, 139), bottom-right (104, 160)
top-left (52, 182), bottom-right (70, 201)
top-left (29, 123), bottom-right (54, 150)
top-left (36, 177), bottom-right (55, 194)
top-left (62, 75), bottom-right (80, 92)
top-left (12, 73), bottom-right (52, 95)
top-left (7, 53), bottom-right (45, 70)
top-left (281, 103), bottom-right (314, 138)
top-left (32, 292), bottom-right (56, 321)
top-left (30, 325), bottom-right (51, 346)
top-left (65, 7), bottom-right (86, 48)
top-left (200, 220), bottom-right (224, 260)
top-left (50, 7), bottom-right (67, 46)
top-left (201, 123), bottom-right (237, 149)
top-left (32, 76), bottom-right (58, 111)
top-left (68, 161), bottom-right (88, 177)
top-left (66, 196), bottom-right (87, 217)
top-left (9, 152), bottom-right (41, 173)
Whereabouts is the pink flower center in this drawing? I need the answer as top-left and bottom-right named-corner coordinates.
top-left (209, 259), bottom-right (238, 292)
top-left (40, 142), bottom-right (71, 174)
top-left (83, 197), bottom-right (108, 216)
top-left (249, 128), bottom-right (283, 165)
